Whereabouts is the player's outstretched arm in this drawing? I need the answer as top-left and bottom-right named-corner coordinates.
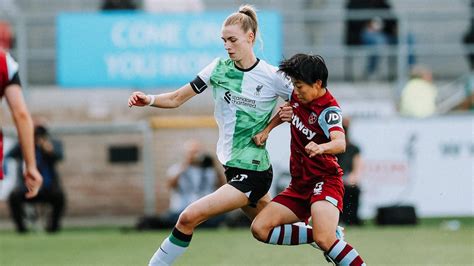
top-left (253, 104), bottom-right (292, 146)
top-left (128, 84), bottom-right (197, 109)
top-left (305, 131), bottom-right (346, 158)
top-left (4, 84), bottom-right (43, 198)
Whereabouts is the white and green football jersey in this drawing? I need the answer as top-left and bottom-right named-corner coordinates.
top-left (193, 58), bottom-right (292, 171)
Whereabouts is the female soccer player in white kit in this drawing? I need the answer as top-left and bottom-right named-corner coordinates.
top-left (128, 5), bottom-right (292, 265)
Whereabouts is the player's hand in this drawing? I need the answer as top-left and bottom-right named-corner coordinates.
top-left (305, 141), bottom-right (324, 158)
top-left (37, 136), bottom-right (54, 154)
top-left (279, 104), bottom-right (293, 122)
top-left (128, 91), bottom-right (150, 107)
top-left (347, 174), bottom-right (358, 186)
top-left (253, 131), bottom-right (269, 146)
top-left (23, 167), bottom-right (43, 199)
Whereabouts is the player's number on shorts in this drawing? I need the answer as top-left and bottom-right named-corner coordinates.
top-left (231, 174), bottom-right (248, 182)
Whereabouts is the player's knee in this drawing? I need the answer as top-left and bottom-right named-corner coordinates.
top-left (250, 219), bottom-right (270, 242)
top-left (176, 208), bottom-right (199, 229)
top-left (313, 232), bottom-right (336, 251)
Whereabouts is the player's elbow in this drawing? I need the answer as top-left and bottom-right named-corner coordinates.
top-left (339, 143), bottom-right (346, 154)
top-left (169, 98), bottom-right (182, 108)
top-left (168, 93), bottom-right (185, 108)
top-left (11, 107), bottom-right (31, 124)
top-left (335, 139), bottom-right (346, 154)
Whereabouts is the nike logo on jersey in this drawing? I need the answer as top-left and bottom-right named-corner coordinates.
top-left (292, 114), bottom-right (316, 140)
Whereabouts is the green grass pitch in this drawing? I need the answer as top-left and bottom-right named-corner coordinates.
top-left (1, 218), bottom-right (472, 265)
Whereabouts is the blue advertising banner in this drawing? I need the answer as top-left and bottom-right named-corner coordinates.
top-left (57, 11), bottom-right (282, 88)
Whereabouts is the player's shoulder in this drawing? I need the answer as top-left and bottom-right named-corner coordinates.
top-left (255, 59), bottom-right (279, 74)
top-left (4, 51), bottom-right (18, 67)
top-left (255, 59), bottom-right (290, 87)
top-left (0, 50), bottom-right (8, 66)
top-left (323, 89), bottom-right (341, 108)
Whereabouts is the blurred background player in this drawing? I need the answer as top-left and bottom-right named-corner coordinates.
top-left (337, 117), bottom-right (364, 226)
top-left (7, 121), bottom-right (65, 233)
top-left (0, 49), bottom-right (42, 199)
top-left (128, 4), bottom-right (292, 265)
top-left (251, 54), bottom-right (365, 265)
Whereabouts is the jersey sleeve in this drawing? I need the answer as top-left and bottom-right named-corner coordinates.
top-left (318, 106), bottom-right (344, 138)
top-left (189, 57), bottom-right (219, 94)
top-left (6, 52), bottom-right (19, 80)
top-left (8, 72), bottom-right (21, 86)
top-left (273, 71), bottom-right (293, 101)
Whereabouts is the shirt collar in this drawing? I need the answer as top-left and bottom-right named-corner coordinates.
top-left (310, 88), bottom-right (332, 107)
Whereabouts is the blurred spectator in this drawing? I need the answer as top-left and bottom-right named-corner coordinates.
top-left (360, 16), bottom-right (389, 79)
top-left (399, 65), bottom-right (438, 118)
top-left (0, 50), bottom-right (42, 199)
top-left (345, 0), bottom-right (417, 81)
top-left (337, 118), bottom-right (363, 226)
top-left (463, 20), bottom-right (474, 70)
top-left (463, 0), bottom-right (474, 69)
top-left (345, 0), bottom-right (398, 80)
top-left (101, 0), bottom-right (137, 11)
top-left (143, 0), bottom-right (204, 12)
top-left (137, 139), bottom-right (225, 230)
top-left (7, 122), bottom-right (65, 233)
top-left (453, 73), bottom-right (474, 112)
top-left (455, 1), bottom-right (474, 112)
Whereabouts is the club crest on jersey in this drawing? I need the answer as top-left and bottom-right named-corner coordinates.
top-left (308, 112), bottom-right (317, 124)
top-left (254, 84), bottom-right (263, 96)
top-left (291, 114), bottom-right (316, 140)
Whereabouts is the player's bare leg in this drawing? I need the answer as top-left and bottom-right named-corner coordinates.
top-left (251, 201), bottom-right (301, 242)
top-left (149, 184), bottom-right (250, 266)
top-left (240, 192), bottom-right (272, 220)
top-left (175, 184), bottom-right (249, 234)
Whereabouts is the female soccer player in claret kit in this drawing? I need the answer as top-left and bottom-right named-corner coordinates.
top-left (129, 4), bottom-right (294, 265)
top-left (251, 54), bottom-right (366, 266)
top-left (0, 50), bottom-right (42, 199)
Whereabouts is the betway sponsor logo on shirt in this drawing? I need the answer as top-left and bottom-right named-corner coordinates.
top-left (224, 91), bottom-right (256, 108)
top-left (292, 114), bottom-right (316, 140)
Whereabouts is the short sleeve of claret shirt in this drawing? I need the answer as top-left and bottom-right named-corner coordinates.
top-left (318, 106), bottom-right (344, 138)
top-left (6, 52), bottom-right (19, 80)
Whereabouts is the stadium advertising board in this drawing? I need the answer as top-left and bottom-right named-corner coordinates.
top-left (57, 11), bottom-right (282, 88)
top-left (267, 115), bottom-right (474, 218)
